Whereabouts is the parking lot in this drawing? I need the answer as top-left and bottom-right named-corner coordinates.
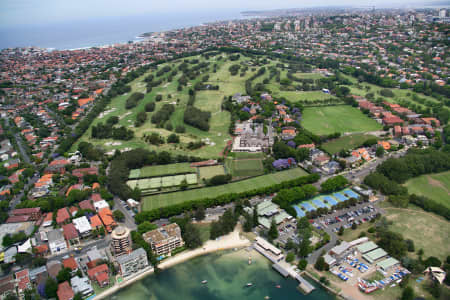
top-left (313, 202), bottom-right (381, 233)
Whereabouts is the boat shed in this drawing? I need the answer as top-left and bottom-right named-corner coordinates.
top-left (357, 241), bottom-right (378, 254)
top-left (377, 257), bottom-right (400, 271)
top-left (363, 248), bottom-right (388, 264)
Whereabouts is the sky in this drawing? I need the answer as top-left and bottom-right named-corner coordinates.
top-left (0, 0), bottom-right (437, 27)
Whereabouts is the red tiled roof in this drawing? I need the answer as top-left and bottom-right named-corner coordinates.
top-left (62, 223), bottom-right (79, 240)
top-left (56, 208), bottom-right (70, 224)
top-left (79, 200), bottom-right (95, 211)
top-left (6, 215), bottom-right (31, 223)
top-left (57, 281), bottom-right (74, 300)
top-left (62, 257), bottom-right (78, 271)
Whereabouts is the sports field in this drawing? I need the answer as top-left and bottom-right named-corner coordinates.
top-left (142, 168), bottom-right (309, 210)
top-left (198, 165), bottom-right (226, 180)
top-left (321, 134), bottom-right (378, 154)
top-left (404, 171), bottom-right (450, 209)
top-left (302, 105), bottom-right (383, 135)
top-left (226, 157), bottom-right (264, 178)
top-left (127, 173), bottom-right (198, 190)
top-left (131, 163), bottom-right (196, 179)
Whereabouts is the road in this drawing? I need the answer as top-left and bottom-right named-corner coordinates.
top-left (47, 237), bottom-right (110, 262)
top-left (113, 196), bottom-right (137, 230)
top-left (9, 174), bottom-right (39, 209)
top-left (308, 226), bottom-right (337, 264)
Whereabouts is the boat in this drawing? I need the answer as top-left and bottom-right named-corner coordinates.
top-left (246, 283), bottom-right (253, 287)
top-left (248, 256), bottom-right (252, 265)
top-left (276, 285), bottom-right (281, 288)
top-left (201, 280), bottom-right (208, 284)
top-left (264, 296), bottom-right (270, 300)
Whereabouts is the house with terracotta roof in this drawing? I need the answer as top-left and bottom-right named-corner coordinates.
top-left (56, 208), bottom-right (70, 225)
top-left (72, 167), bottom-right (98, 179)
top-left (87, 264), bottom-right (109, 287)
top-left (77, 97), bottom-right (94, 108)
top-left (15, 269), bottom-right (30, 297)
top-left (421, 117), bottom-right (440, 127)
top-left (89, 215), bottom-right (103, 231)
top-left (79, 200), bottom-right (95, 211)
top-left (98, 208), bottom-right (117, 233)
top-left (33, 244), bottom-right (49, 256)
top-left (57, 281), bottom-right (74, 300)
top-left (46, 158), bottom-right (70, 174)
top-left (62, 257), bottom-right (78, 274)
top-left (11, 208), bottom-right (42, 221)
top-left (378, 141), bottom-right (391, 150)
top-left (62, 223), bottom-right (80, 246)
top-left (42, 212), bottom-right (53, 227)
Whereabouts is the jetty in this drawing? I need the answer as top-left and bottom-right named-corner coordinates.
top-left (253, 237), bottom-right (315, 294)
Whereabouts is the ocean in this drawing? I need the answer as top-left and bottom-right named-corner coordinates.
top-left (106, 249), bottom-right (335, 300)
top-left (0, 11), bottom-right (244, 50)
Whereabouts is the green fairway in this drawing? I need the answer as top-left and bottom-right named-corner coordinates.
top-left (136, 163), bottom-right (196, 178)
top-left (142, 168), bottom-right (309, 210)
top-left (198, 165), bottom-right (226, 180)
top-left (302, 105), bottom-right (383, 135)
top-left (321, 133), bottom-right (378, 154)
top-left (404, 171), bottom-right (450, 209)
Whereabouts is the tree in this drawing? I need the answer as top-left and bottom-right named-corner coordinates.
top-left (113, 210), bottom-right (125, 222)
top-left (145, 102), bottom-right (155, 112)
top-left (74, 293), bottom-right (84, 300)
top-left (286, 252), bottom-right (295, 263)
top-left (320, 175), bottom-right (348, 193)
top-left (243, 213), bottom-right (253, 232)
top-left (253, 206), bottom-right (258, 227)
top-left (376, 147), bottom-right (384, 158)
top-left (298, 259), bottom-right (308, 271)
top-left (315, 256), bottom-right (328, 271)
top-left (56, 268), bottom-right (71, 283)
top-left (351, 222), bottom-right (357, 230)
top-left (167, 133), bottom-right (180, 144)
top-left (338, 226), bottom-right (344, 236)
top-left (183, 223), bottom-right (202, 249)
top-left (194, 205), bottom-right (205, 221)
top-left (179, 179), bottom-right (188, 191)
top-left (137, 221), bottom-right (157, 235)
top-left (268, 218), bottom-right (278, 240)
top-left (45, 278), bottom-right (58, 298)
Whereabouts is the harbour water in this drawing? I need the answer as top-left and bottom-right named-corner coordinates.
top-left (106, 249), bottom-right (334, 300)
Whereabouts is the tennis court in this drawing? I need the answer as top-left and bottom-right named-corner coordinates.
top-left (333, 193), bottom-right (348, 202)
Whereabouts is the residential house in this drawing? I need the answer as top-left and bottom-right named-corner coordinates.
top-left (72, 216), bottom-right (91, 238)
top-left (87, 264), bottom-right (109, 287)
top-left (62, 257), bottom-right (78, 274)
top-left (47, 229), bottom-right (67, 254)
top-left (57, 281), bottom-right (74, 300)
top-left (70, 276), bottom-right (94, 297)
top-left (56, 208), bottom-right (70, 225)
top-left (62, 223), bottom-right (80, 246)
top-left (98, 208), bottom-right (117, 233)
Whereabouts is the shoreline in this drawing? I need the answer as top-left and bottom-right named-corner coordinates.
top-left (93, 228), bottom-right (251, 300)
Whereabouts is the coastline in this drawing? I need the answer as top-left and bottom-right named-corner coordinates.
top-left (93, 228), bottom-right (251, 300)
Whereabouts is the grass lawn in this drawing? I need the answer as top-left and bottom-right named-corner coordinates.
top-left (404, 171), bottom-right (450, 209)
top-left (198, 165), bottom-right (226, 180)
top-left (142, 168), bottom-right (309, 210)
top-left (321, 133), bottom-right (378, 154)
top-left (136, 163), bottom-right (196, 178)
top-left (302, 105), bottom-right (383, 135)
top-left (384, 205), bottom-right (450, 261)
top-left (225, 157), bottom-right (264, 178)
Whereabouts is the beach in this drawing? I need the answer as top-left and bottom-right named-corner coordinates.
top-left (93, 228), bottom-right (251, 300)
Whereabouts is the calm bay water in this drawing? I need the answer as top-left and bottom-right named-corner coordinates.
top-left (0, 11), bottom-right (243, 50)
top-left (106, 249), bottom-right (334, 300)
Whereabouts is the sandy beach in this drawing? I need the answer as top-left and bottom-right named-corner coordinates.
top-left (93, 228), bottom-right (251, 300)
